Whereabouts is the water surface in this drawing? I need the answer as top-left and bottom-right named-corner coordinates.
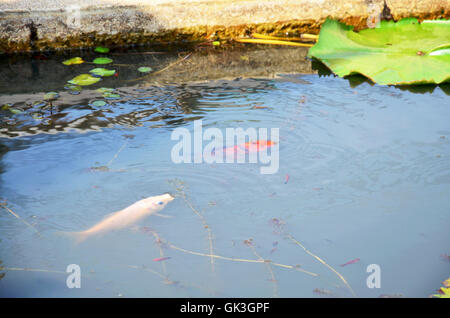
top-left (0, 49), bottom-right (449, 297)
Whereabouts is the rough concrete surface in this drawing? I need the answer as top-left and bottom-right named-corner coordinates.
top-left (0, 0), bottom-right (449, 52)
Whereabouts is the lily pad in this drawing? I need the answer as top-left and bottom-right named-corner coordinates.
top-left (103, 92), bottom-right (120, 99)
top-left (94, 46), bottom-right (110, 53)
top-left (68, 74), bottom-right (101, 86)
top-left (138, 67), bottom-right (152, 73)
top-left (9, 108), bottom-right (22, 114)
top-left (64, 84), bottom-right (82, 92)
top-left (93, 57), bottom-right (113, 65)
top-left (89, 68), bottom-right (116, 77)
top-left (44, 92), bottom-right (59, 100)
top-left (1, 103), bottom-right (12, 111)
top-left (307, 18), bottom-right (450, 85)
top-left (32, 113), bottom-right (43, 120)
top-left (91, 100), bottom-right (107, 107)
top-left (96, 87), bottom-right (115, 93)
top-left (62, 57), bottom-right (84, 65)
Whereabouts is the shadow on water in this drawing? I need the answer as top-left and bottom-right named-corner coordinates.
top-left (311, 58), bottom-right (450, 95)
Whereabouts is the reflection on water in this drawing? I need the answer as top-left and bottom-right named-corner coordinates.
top-left (0, 49), bottom-right (450, 298)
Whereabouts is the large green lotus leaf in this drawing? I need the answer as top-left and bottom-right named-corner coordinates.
top-left (307, 18), bottom-right (450, 85)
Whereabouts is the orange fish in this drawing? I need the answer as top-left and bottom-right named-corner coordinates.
top-left (213, 140), bottom-right (275, 156)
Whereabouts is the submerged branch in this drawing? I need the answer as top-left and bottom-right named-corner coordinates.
top-left (1, 204), bottom-right (41, 236)
top-left (164, 238), bottom-right (318, 277)
top-left (284, 233), bottom-right (356, 297)
top-left (247, 241), bottom-right (279, 297)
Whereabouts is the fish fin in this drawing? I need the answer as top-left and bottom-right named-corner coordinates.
top-left (154, 213), bottom-right (173, 219)
top-left (54, 231), bottom-right (89, 245)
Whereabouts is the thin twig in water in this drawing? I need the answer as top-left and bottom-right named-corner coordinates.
top-left (1, 204), bottom-right (41, 236)
top-left (235, 38), bottom-right (314, 47)
top-left (163, 238), bottom-right (318, 277)
top-left (106, 139), bottom-right (129, 167)
top-left (169, 179), bottom-right (216, 273)
top-left (111, 52), bottom-right (165, 55)
top-left (127, 265), bottom-right (167, 280)
top-left (0, 267), bottom-right (76, 275)
top-left (129, 52), bottom-right (192, 83)
top-left (252, 33), bottom-right (318, 42)
top-left (246, 241), bottom-right (279, 297)
top-left (128, 264), bottom-right (214, 296)
top-left (284, 233), bottom-right (356, 297)
top-left (151, 231), bottom-right (167, 276)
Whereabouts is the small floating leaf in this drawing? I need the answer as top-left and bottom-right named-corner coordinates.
top-left (89, 68), bottom-right (116, 77)
top-left (138, 67), bottom-right (152, 73)
top-left (212, 41), bottom-right (220, 46)
top-left (89, 165), bottom-right (109, 172)
top-left (44, 92), bottom-right (59, 100)
top-left (68, 74), bottom-right (101, 86)
top-left (62, 57), bottom-right (84, 65)
top-left (91, 100), bottom-right (107, 107)
top-left (9, 108), bottom-right (22, 114)
top-left (93, 57), bottom-right (113, 65)
top-left (64, 84), bottom-right (82, 92)
top-left (103, 92), bottom-right (120, 99)
top-left (32, 113), bottom-right (43, 120)
top-left (1, 103), bottom-right (12, 110)
top-left (94, 46), bottom-right (110, 53)
top-left (96, 87), bottom-right (114, 93)
top-left (32, 101), bottom-right (47, 108)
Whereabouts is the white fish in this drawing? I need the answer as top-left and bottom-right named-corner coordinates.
top-left (62, 193), bottom-right (174, 243)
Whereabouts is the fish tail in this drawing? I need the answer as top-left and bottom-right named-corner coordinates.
top-left (54, 231), bottom-right (89, 245)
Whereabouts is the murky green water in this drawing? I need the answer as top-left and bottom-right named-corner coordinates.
top-left (0, 48), bottom-right (449, 297)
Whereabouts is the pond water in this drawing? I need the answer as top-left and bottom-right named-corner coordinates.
top-left (0, 47), bottom-right (449, 297)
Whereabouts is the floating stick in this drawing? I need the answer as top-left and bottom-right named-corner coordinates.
top-left (106, 139), bottom-right (129, 167)
top-left (284, 233), bottom-right (356, 297)
top-left (129, 52), bottom-right (193, 82)
top-left (0, 267), bottom-right (76, 276)
top-left (235, 38), bottom-right (314, 47)
top-left (128, 265), bottom-right (167, 280)
top-left (164, 238), bottom-right (318, 277)
top-left (151, 231), bottom-right (168, 275)
top-left (1, 204), bottom-right (41, 236)
top-left (246, 241), bottom-right (279, 297)
top-left (169, 179), bottom-right (216, 273)
top-left (252, 33), bottom-right (318, 42)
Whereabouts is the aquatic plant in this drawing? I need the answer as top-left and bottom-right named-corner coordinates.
top-left (432, 278), bottom-right (450, 298)
top-left (68, 74), bottom-right (101, 86)
top-left (138, 67), bottom-right (152, 73)
top-left (94, 46), bottom-right (110, 53)
top-left (91, 100), bottom-right (107, 107)
top-left (92, 57), bottom-right (113, 65)
top-left (43, 92), bottom-right (59, 100)
top-left (62, 57), bottom-right (84, 65)
top-left (308, 18), bottom-right (450, 85)
top-left (89, 68), bottom-right (116, 77)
